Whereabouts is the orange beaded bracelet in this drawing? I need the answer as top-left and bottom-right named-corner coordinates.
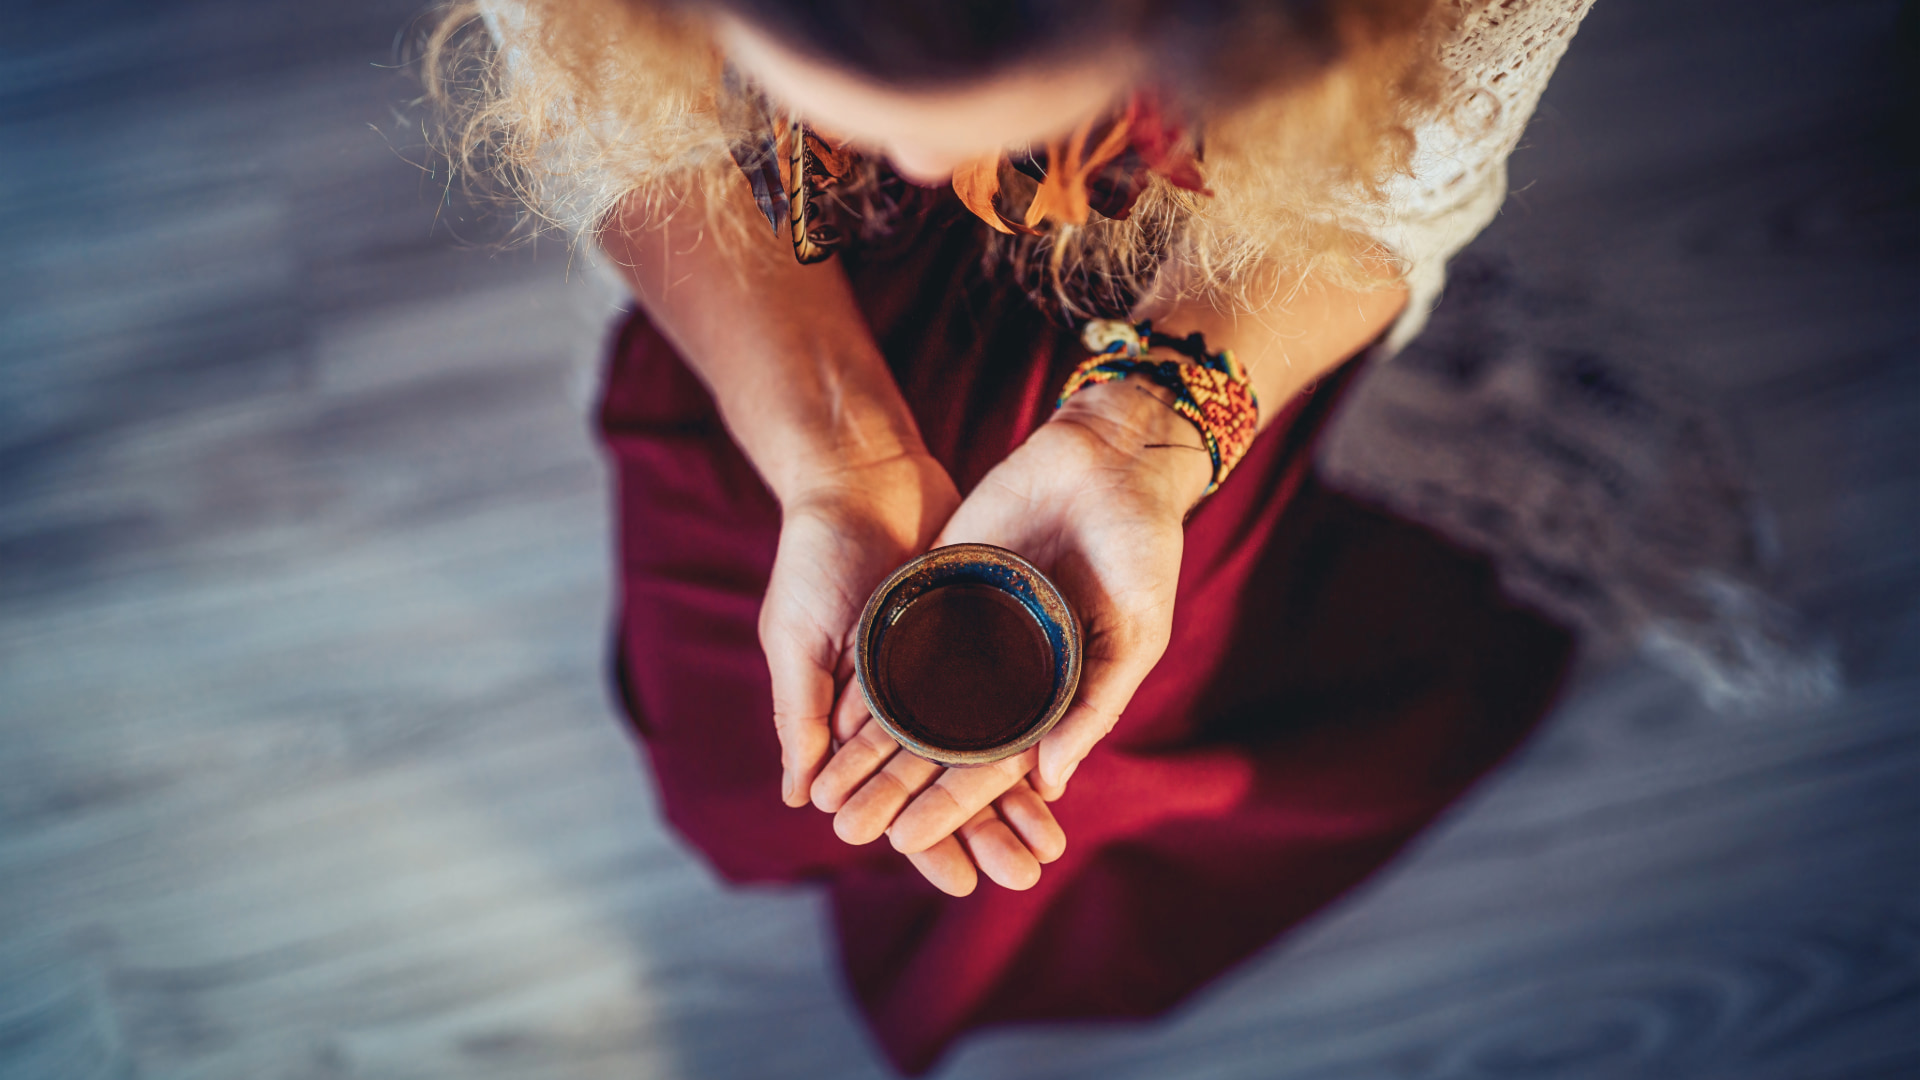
top-left (1058, 319), bottom-right (1260, 497)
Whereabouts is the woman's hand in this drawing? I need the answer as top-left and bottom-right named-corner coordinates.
top-left (810, 374), bottom-right (1215, 894)
top-left (602, 188), bottom-right (962, 812)
top-left (761, 450), bottom-right (961, 808)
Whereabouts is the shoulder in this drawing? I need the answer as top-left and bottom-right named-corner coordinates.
top-left (1177, 0), bottom-right (1597, 337)
top-left (1383, 0), bottom-right (1597, 334)
top-left (1409, 0), bottom-right (1598, 204)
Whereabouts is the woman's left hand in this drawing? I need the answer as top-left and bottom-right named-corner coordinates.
top-left (809, 374), bottom-right (1216, 895)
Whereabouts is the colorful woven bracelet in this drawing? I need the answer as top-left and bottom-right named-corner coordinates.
top-left (1057, 319), bottom-right (1260, 497)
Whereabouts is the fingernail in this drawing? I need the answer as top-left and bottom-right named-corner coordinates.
top-left (1058, 759), bottom-right (1079, 790)
top-left (781, 770), bottom-right (795, 806)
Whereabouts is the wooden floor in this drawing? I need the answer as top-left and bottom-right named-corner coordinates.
top-left (3, 1), bottom-right (1916, 1077)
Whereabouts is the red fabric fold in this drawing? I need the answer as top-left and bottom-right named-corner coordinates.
top-left (597, 197), bottom-right (1573, 1073)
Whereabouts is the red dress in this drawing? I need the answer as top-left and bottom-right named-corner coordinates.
top-left (598, 197), bottom-right (1574, 1074)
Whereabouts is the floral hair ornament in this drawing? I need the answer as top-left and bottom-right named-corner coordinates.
top-left (723, 74), bottom-right (1206, 260)
top-left (952, 92), bottom-right (1210, 235)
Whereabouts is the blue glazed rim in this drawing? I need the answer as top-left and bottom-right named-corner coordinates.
top-left (854, 543), bottom-right (1083, 767)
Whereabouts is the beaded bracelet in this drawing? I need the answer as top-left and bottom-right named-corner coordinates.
top-left (1058, 319), bottom-right (1260, 498)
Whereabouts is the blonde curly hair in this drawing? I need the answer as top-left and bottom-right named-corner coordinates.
top-left (423, 0), bottom-right (1455, 315)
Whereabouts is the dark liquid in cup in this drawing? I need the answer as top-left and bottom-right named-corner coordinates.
top-left (876, 583), bottom-right (1055, 752)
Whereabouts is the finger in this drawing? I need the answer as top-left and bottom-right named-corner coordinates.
top-left (835, 749), bottom-right (940, 846)
top-left (887, 748), bottom-right (1036, 855)
top-left (905, 834), bottom-right (978, 897)
top-left (1035, 699), bottom-right (1116, 799)
top-left (763, 632), bottom-right (836, 808)
top-left (1036, 621), bottom-right (1169, 793)
top-left (995, 779), bottom-right (1066, 863)
top-left (811, 717), bottom-right (900, 813)
top-left (832, 670), bottom-right (876, 745)
top-left (956, 806), bottom-right (1042, 891)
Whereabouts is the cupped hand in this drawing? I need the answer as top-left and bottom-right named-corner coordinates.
top-left (760, 450), bottom-right (960, 808)
top-left (811, 376), bottom-right (1215, 894)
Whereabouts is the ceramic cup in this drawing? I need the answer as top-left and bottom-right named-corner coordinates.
top-left (854, 543), bottom-right (1082, 767)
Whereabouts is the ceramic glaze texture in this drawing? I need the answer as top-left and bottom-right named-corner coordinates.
top-left (855, 544), bottom-right (1081, 767)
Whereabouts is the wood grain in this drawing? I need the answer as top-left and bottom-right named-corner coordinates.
top-left (2, 0), bottom-right (1916, 1077)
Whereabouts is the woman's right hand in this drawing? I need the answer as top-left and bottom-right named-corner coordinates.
top-left (601, 189), bottom-right (1036, 875)
top-left (760, 449), bottom-right (961, 809)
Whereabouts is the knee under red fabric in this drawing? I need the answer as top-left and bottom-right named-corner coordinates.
top-left (596, 205), bottom-right (1574, 1074)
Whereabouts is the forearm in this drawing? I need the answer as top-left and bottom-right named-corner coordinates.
top-left (1138, 272), bottom-right (1407, 431)
top-left (600, 186), bottom-right (925, 502)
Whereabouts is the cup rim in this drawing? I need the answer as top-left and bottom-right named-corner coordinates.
top-left (854, 543), bottom-right (1082, 767)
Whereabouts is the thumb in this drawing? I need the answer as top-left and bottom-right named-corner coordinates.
top-left (1034, 700), bottom-right (1113, 801)
top-left (762, 621), bottom-right (837, 808)
top-left (832, 662), bottom-right (876, 745)
top-left (1034, 629), bottom-right (1165, 799)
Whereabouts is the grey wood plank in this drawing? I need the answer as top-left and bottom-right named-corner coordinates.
top-left (2, 0), bottom-right (1916, 1078)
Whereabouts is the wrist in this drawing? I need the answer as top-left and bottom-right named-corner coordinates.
top-left (774, 437), bottom-right (939, 511)
top-left (705, 346), bottom-right (931, 507)
top-left (1049, 373), bottom-right (1214, 513)
top-left (767, 428), bottom-right (935, 510)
